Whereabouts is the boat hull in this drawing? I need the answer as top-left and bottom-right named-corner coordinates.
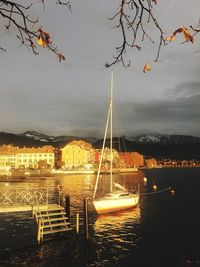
top-left (93, 194), bottom-right (139, 214)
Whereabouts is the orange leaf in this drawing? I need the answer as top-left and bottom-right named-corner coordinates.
top-left (37, 36), bottom-right (47, 48)
top-left (173, 27), bottom-right (184, 35)
top-left (182, 27), bottom-right (194, 43)
top-left (166, 35), bottom-right (176, 42)
top-left (166, 27), bottom-right (194, 44)
top-left (143, 64), bottom-right (151, 73)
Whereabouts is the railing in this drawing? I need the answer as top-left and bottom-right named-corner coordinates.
top-left (0, 186), bottom-right (61, 206)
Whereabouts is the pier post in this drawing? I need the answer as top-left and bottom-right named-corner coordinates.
top-left (37, 218), bottom-right (41, 244)
top-left (65, 194), bottom-right (71, 224)
top-left (83, 198), bottom-right (89, 240)
top-left (76, 213), bottom-right (79, 235)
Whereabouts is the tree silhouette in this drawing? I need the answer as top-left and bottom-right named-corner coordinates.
top-left (0, 1), bottom-right (199, 68)
top-left (0, 0), bottom-right (69, 61)
top-left (106, 0), bottom-right (199, 70)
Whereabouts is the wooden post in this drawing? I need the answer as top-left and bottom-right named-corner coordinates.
top-left (76, 213), bottom-right (79, 235)
top-left (57, 186), bottom-right (60, 206)
top-left (65, 194), bottom-right (70, 223)
top-left (32, 205), bottom-right (35, 218)
top-left (46, 187), bottom-right (49, 205)
top-left (83, 198), bottom-right (89, 240)
top-left (37, 218), bottom-right (41, 244)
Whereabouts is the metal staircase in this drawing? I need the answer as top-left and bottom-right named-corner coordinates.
top-left (35, 204), bottom-right (70, 244)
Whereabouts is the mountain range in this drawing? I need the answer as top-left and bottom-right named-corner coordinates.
top-left (1, 131), bottom-right (200, 160)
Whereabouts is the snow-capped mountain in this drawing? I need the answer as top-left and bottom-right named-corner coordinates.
top-left (127, 133), bottom-right (200, 145)
top-left (1, 131), bottom-right (200, 159)
top-left (129, 134), bottom-right (163, 144)
top-left (22, 131), bottom-right (50, 142)
top-left (20, 131), bottom-right (97, 145)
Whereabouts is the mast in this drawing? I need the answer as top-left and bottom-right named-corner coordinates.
top-left (93, 74), bottom-right (112, 199)
top-left (93, 72), bottom-right (114, 199)
top-left (110, 72), bottom-right (113, 193)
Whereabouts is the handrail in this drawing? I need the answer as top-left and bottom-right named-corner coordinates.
top-left (0, 186), bottom-right (61, 206)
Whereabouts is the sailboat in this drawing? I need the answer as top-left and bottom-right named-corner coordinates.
top-left (93, 73), bottom-right (139, 215)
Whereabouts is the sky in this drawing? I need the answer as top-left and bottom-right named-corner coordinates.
top-left (0, 0), bottom-right (200, 138)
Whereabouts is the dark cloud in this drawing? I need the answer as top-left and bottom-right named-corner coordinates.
top-left (53, 80), bottom-right (200, 138)
top-left (166, 81), bottom-right (200, 98)
top-left (119, 81), bottom-right (200, 137)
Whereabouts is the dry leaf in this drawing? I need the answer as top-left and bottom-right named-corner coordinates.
top-left (143, 64), bottom-right (151, 73)
top-left (43, 31), bottom-right (51, 45)
top-left (166, 35), bottom-right (176, 42)
top-left (166, 27), bottom-right (194, 43)
top-left (37, 36), bottom-right (47, 48)
top-left (173, 28), bottom-right (184, 35)
top-left (182, 27), bottom-right (194, 43)
top-left (37, 28), bottom-right (52, 48)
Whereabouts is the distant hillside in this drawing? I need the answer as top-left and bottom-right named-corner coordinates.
top-left (0, 131), bottom-right (96, 148)
top-left (93, 134), bottom-right (200, 160)
top-left (1, 131), bottom-right (200, 160)
top-left (128, 133), bottom-right (200, 145)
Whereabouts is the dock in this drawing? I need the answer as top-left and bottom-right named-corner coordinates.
top-left (0, 185), bottom-right (62, 213)
top-left (0, 203), bottom-right (62, 213)
top-left (0, 186), bottom-right (73, 243)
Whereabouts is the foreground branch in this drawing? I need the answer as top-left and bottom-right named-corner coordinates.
top-left (105, 0), bottom-right (166, 68)
top-left (0, 0), bottom-right (70, 61)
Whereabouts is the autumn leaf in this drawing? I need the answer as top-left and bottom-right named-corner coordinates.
top-left (143, 64), bottom-right (151, 73)
top-left (182, 27), bottom-right (194, 43)
top-left (37, 28), bottom-right (52, 48)
top-left (42, 31), bottom-right (51, 45)
top-left (166, 35), bottom-right (176, 42)
top-left (166, 27), bottom-right (194, 43)
top-left (173, 28), bottom-right (184, 35)
top-left (37, 36), bottom-right (47, 48)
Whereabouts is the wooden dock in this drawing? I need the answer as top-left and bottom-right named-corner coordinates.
top-left (0, 186), bottom-right (62, 213)
top-left (0, 186), bottom-right (73, 243)
top-left (0, 203), bottom-right (62, 213)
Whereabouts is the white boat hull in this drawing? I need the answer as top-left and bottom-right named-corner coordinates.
top-left (93, 193), bottom-right (139, 214)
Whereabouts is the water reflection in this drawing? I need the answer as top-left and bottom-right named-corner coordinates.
top-left (94, 206), bottom-right (141, 234)
top-left (91, 206), bottom-right (141, 266)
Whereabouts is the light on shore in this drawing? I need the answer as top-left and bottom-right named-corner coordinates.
top-left (143, 177), bottom-right (147, 183)
top-left (153, 184), bottom-right (157, 191)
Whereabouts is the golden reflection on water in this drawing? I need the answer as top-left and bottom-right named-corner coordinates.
top-left (93, 206), bottom-right (141, 255)
top-left (94, 206), bottom-right (141, 233)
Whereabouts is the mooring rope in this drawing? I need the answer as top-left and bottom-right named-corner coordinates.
top-left (139, 187), bottom-right (172, 196)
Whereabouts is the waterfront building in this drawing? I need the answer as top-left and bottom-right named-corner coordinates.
top-left (61, 140), bottom-right (95, 170)
top-left (0, 145), bottom-right (55, 171)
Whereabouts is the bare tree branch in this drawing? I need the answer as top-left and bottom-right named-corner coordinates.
top-left (0, 1), bottom-right (199, 68)
top-left (105, 0), bottom-right (166, 68)
top-left (0, 0), bottom-right (70, 61)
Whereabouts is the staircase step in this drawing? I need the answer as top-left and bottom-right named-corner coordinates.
top-left (43, 228), bottom-right (69, 235)
top-left (38, 207), bottom-right (65, 212)
top-left (43, 217), bottom-right (68, 223)
top-left (42, 222), bottom-right (69, 229)
top-left (36, 212), bottom-right (66, 218)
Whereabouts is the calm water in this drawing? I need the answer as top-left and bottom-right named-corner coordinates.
top-left (0, 168), bottom-right (200, 267)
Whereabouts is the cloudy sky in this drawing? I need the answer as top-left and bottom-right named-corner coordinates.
top-left (0, 0), bottom-right (200, 138)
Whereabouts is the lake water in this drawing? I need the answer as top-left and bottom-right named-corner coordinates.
top-left (0, 168), bottom-right (200, 267)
